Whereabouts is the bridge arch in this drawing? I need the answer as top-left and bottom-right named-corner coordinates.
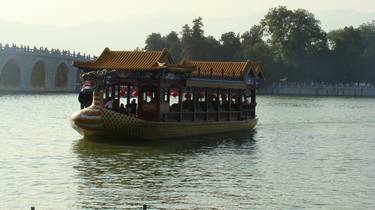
top-left (55, 63), bottom-right (69, 88)
top-left (0, 59), bottom-right (21, 88)
top-left (30, 61), bottom-right (47, 89)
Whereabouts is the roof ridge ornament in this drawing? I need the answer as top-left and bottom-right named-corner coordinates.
top-left (157, 62), bottom-right (166, 67)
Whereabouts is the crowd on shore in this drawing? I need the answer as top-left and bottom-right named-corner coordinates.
top-left (270, 81), bottom-right (375, 89)
top-left (0, 43), bottom-right (95, 60)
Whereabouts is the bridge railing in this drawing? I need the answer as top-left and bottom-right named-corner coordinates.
top-left (0, 43), bottom-right (95, 61)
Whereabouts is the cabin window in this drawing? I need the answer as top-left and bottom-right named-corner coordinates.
top-left (141, 86), bottom-right (157, 103)
top-left (104, 85), bottom-right (112, 99)
top-left (196, 88), bottom-right (205, 111)
top-left (220, 90), bottom-right (229, 111)
top-left (182, 88), bottom-right (194, 112)
top-left (169, 87), bottom-right (179, 111)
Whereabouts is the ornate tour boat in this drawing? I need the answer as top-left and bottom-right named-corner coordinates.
top-left (70, 48), bottom-right (265, 140)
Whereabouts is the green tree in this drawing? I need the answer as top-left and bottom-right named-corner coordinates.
top-left (165, 31), bottom-right (182, 61)
top-left (144, 33), bottom-right (166, 51)
top-left (143, 12), bottom-right (375, 83)
top-left (260, 6), bottom-right (328, 81)
top-left (328, 26), bottom-right (364, 82)
top-left (181, 24), bottom-right (194, 59)
top-left (359, 21), bottom-right (375, 80)
top-left (220, 32), bottom-right (241, 60)
top-left (261, 7), bottom-right (327, 58)
top-left (241, 25), bottom-right (280, 81)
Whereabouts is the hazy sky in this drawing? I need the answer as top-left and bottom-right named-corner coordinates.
top-left (0, 0), bottom-right (375, 54)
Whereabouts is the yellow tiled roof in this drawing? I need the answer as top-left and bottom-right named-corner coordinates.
top-left (74, 48), bottom-right (265, 80)
top-left (182, 60), bottom-right (253, 80)
top-left (74, 48), bottom-right (173, 71)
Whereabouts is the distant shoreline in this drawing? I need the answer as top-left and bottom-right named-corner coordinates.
top-left (258, 86), bottom-right (375, 97)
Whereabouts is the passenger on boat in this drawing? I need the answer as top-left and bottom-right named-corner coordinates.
top-left (170, 103), bottom-right (179, 112)
top-left (182, 93), bottom-right (193, 111)
top-left (105, 99), bottom-right (113, 109)
top-left (113, 99), bottom-right (119, 111)
top-left (119, 103), bottom-right (127, 114)
top-left (212, 98), bottom-right (221, 111)
top-left (130, 99), bottom-right (137, 115)
top-left (126, 103), bottom-right (131, 114)
top-left (222, 97), bottom-right (229, 111)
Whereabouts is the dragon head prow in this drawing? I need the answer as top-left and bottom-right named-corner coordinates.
top-left (81, 69), bottom-right (116, 92)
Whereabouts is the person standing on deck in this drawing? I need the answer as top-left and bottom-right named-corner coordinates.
top-left (78, 91), bottom-right (92, 109)
top-left (130, 99), bottom-right (137, 115)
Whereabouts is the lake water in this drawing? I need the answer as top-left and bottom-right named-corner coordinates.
top-left (0, 94), bottom-right (375, 209)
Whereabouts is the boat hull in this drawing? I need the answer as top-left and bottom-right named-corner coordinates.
top-left (71, 107), bottom-right (258, 140)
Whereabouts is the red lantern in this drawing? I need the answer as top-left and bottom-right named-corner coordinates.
top-left (198, 92), bottom-right (205, 98)
top-left (231, 95), bottom-right (239, 100)
top-left (132, 90), bottom-right (139, 97)
top-left (170, 91), bottom-right (178, 97)
top-left (120, 89), bottom-right (126, 97)
top-left (146, 91), bottom-right (153, 97)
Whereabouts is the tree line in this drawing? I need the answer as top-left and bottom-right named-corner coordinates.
top-left (144, 6), bottom-right (375, 84)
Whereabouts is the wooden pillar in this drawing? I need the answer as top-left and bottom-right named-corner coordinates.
top-left (111, 85), bottom-right (116, 98)
top-left (205, 88), bottom-right (208, 121)
top-left (126, 85), bottom-right (131, 105)
top-left (167, 87), bottom-right (170, 104)
top-left (117, 85), bottom-right (121, 99)
top-left (157, 81), bottom-right (161, 121)
top-left (193, 88), bottom-right (196, 121)
top-left (137, 84), bottom-right (143, 117)
top-left (228, 89), bottom-right (231, 121)
top-left (216, 88), bottom-right (220, 121)
top-left (105, 86), bottom-right (109, 99)
top-left (239, 90), bottom-right (243, 120)
top-left (179, 87), bottom-right (183, 121)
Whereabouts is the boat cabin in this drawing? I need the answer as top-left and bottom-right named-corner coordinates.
top-left (74, 48), bottom-right (265, 123)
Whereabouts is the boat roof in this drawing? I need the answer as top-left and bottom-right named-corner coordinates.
top-left (74, 48), bottom-right (183, 71)
top-left (181, 60), bottom-right (264, 81)
top-left (74, 48), bottom-right (265, 81)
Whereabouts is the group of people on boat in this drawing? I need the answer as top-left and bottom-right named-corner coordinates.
top-left (169, 94), bottom-right (251, 112)
top-left (104, 98), bottom-right (137, 115)
top-left (79, 88), bottom-right (254, 119)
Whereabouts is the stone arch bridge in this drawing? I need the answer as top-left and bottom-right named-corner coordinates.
top-left (0, 45), bottom-right (92, 92)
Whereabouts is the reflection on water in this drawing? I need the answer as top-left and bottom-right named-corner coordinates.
top-left (72, 132), bottom-right (257, 209)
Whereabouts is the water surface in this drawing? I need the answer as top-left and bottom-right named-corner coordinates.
top-left (0, 94), bottom-right (374, 209)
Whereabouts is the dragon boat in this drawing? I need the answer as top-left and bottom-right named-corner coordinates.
top-left (70, 48), bottom-right (265, 140)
